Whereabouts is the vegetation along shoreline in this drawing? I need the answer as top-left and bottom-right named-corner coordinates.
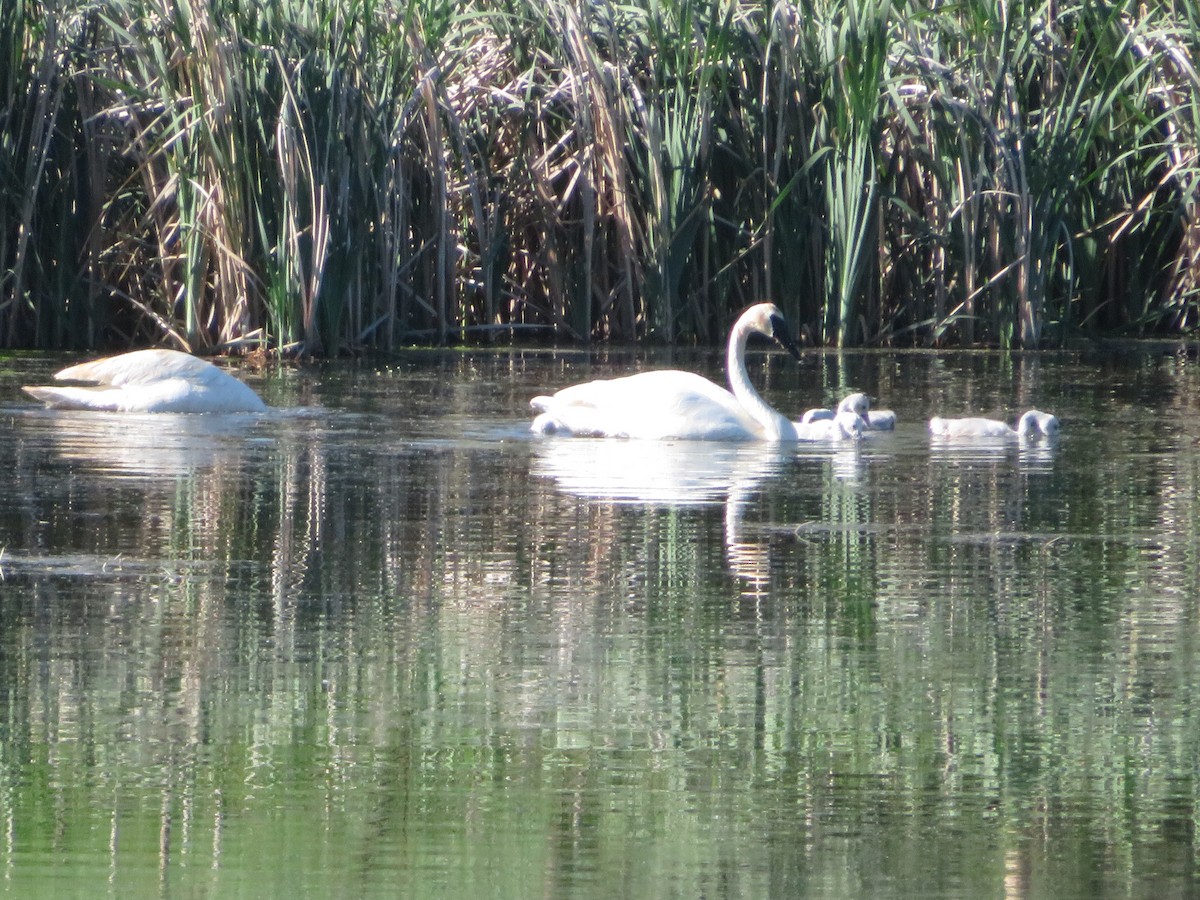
top-left (2, 0), bottom-right (1199, 356)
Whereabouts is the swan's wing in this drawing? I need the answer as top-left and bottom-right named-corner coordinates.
top-left (23, 378), bottom-right (215, 412)
top-left (801, 408), bottom-right (833, 424)
top-left (531, 370), bottom-right (763, 440)
top-left (22, 381), bottom-right (183, 412)
top-left (22, 385), bottom-right (108, 410)
top-left (26, 372), bottom-right (265, 413)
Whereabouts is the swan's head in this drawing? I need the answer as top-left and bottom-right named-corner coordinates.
top-left (742, 303), bottom-right (801, 361)
top-left (833, 410), bottom-right (865, 440)
top-left (1031, 410), bottom-right (1059, 436)
top-left (1017, 409), bottom-right (1060, 437)
top-left (836, 392), bottom-right (873, 429)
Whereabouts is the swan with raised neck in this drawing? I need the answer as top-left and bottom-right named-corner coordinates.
top-left (530, 303), bottom-right (857, 442)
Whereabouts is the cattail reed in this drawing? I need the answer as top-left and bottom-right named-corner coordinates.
top-left (0, 0), bottom-right (1195, 353)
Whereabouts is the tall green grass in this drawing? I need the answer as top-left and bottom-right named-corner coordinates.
top-left (1, 0), bottom-right (1197, 353)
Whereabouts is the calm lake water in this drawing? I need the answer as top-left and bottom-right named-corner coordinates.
top-left (1, 343), bottom-right (1198, 898)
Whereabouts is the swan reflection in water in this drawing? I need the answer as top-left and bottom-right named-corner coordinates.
top-left (2, 407), bottom-right (270, 581)
top-left (531, 438), bottom-right (864, 594)
top-left (14, 406), bottom-right (264, 478)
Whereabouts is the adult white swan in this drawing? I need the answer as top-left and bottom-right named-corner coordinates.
top-left (802, 392), bottom-right (896, 430)
top-left (529, 303), bottom-right (863, 442)
top-left (22, 348), bottom-right (266, 413)
top-left (928, 410), bottom-right (1059, 439)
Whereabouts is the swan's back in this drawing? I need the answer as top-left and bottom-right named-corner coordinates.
top-left (53, 349), bottom-right (225, 386)
top-left (866, 409), bottom-right (896, 430)
top-left (801, 408), bottom-right (834, 424)
top-left (23, 349), bottom-right (266, 413)
top-left (928, 416), bottom-right (1015, 438)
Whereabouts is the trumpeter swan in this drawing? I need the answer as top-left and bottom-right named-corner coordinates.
top-left (928, 410), bottom-right (1059, 439)
top-left (801, 392), bottom-right (896, 430)
top-left (22, 348), bottom-right (266, 413)
top-left (529, 303), bottom-right (862, 441)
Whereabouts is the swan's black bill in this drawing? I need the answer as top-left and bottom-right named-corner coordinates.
top-left (769, 313), bottom-right (802, 361)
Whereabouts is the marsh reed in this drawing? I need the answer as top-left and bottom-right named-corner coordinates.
top-left (1, 0), bottom-right (1197, 353)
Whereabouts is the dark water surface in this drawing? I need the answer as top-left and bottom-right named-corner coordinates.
top-left (1, 345), bottom-right (1198, 898)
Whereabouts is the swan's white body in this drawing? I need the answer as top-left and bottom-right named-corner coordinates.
top-left (928, 410), bottom-right (1059, 439)
top-left (531, 369), bottom-right (767, 441)
top-left (530, 303), bottom-right (862, 442)
top-left (802, 392), bottom-right (896, 430)
top-left (23, 349), bottom-right (266, 413)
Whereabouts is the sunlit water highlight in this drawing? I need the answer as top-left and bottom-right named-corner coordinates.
top-left (1, 345), bottom-right (1198, 898)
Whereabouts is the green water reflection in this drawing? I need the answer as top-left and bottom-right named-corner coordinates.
top-left (1, 347), bottom-right (1198, 898)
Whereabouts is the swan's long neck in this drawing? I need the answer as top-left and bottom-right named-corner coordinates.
top-left (727, 318), bottom-right (795, 440)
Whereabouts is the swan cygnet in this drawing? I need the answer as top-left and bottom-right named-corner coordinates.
top-left (793, 409), bottom-right (865, 442)
top-left (530, 303), bottom-right (855, 442)
top-left (928, 409), bottom-right (1059, 439)
top-left (22, 348), bottom-right (267, 413)
top-left (801, 392), bottom-right (896, 430)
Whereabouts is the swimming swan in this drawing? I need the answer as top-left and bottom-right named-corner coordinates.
top-left (530, 303), bottom-right (861, 442)
top-left (22, 348), bottom-right (266, 413)
top-left (928, 410), bottom-right (1059, 439)
top-left (802, 392), bottom-right (896, 430)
